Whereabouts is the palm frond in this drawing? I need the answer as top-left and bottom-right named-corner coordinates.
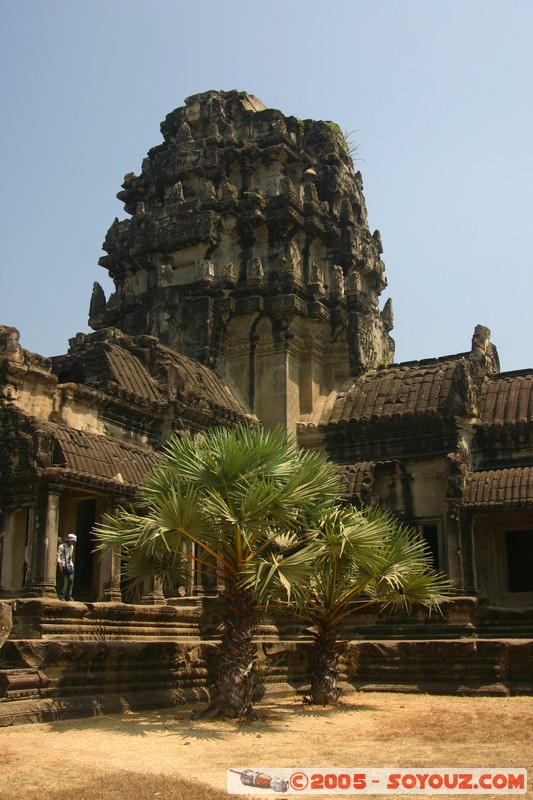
top-left (296, 503), bottom-right (453, 636)
top-left (241, 543), bottom-right (317, 605)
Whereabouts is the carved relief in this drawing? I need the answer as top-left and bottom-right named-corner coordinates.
top-left (310, 263), bottom-right (324, 286)
top-left (89, 282), bottom-right (106, 318)
top-left (345, 269), bottom-right (362, 296)
top-left (246, 258), bottom-right (264, 280)
top-left (158, 258), bottom-right (175, 287)
top-left (280, 241), bottom-right (302, 278)
top-left (221, 262), bottom-right (237, 285)
top-left (331, 265), bottom-right (345, 297)
top-left (176, 122), bottom-right (193, 143)
top-left (199, 260), bottom-right (215, 281)
top-left (220, 181), bottom-right (238, 204)
top-left (166, 181), bottom-right (185, 203)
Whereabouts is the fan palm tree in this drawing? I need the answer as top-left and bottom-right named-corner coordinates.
top-left (93, 424), bottom-right (342, 720)
top-left (297, 505), bottom-right (453, 705)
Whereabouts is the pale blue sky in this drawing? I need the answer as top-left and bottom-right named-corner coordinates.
top-left (1, 0), bottom-right (531, 371)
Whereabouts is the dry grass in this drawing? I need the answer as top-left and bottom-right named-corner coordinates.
top-left (0, 692), bottom-right (531, 799)
top-left (0, 764), bottom-right (227, 800)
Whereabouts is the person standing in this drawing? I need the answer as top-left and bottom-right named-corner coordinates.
top-left (56, 533), bottom-right (77, 601)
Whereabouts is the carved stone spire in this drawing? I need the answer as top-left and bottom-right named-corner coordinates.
top-left (91, 90), bottom-right (395, 430)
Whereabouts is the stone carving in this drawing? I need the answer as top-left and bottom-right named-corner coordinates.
top-left (199, 259), bottom-right (215, 280)
top-left (158, 261), bottom-right (175, 287)
top-left (221, 262), bottom-right (237, 285)
top-left (340, 199), bottom-right (355, 226)
top-left (280, 241), bottom-right (302, 278)
top-left (447, 439), bottom-right (469, 500)
top-left (0, 326), bottom-right (24, 362)
top-left (176, 122), bottom-right (193, 143)
top-left (89, 282), bottom-right (106, 318)
top-left (0, 601), bottom-right (12, 648)
top-left (332, 265), bottom-right (345, 297)
top-left (246, 258), bottom-right (264, 280)
top-left (303, 180), bottom-right (319, 206)
top-left (204, 181), bottom-right (217, 201)
top-left (279, 175), bottom-right (295, 196)
top-left (93, 90), bottom-right (395, 374)
top-left (1, 383), bottom-right (18, 400)
top-left (345, 269), bottom-right (362, 296)
top-left (310, 263), bottom-right (324, 286)
top-left (381, 298), bottom-right (394, 332)
top-left (470, 323), bottom-right (500, 376)
top-left (220, 181), bottom-right (238, 204)
top-left (166, 181), bottom-right (185, 203)
top-left (449, 359), bottom-right (478, 417)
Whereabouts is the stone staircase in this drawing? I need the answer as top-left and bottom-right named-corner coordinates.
top-left (9, 598), bottom-right (204, 641)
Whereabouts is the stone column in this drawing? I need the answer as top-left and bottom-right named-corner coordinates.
top-left (193, 542), bottom-right (205, 596)
top-left (140, 575), bottom-right (167, 605)
top-left (97, 546), bottom-right (122, 602)
top-left (96, 497), bottom-right (123, 602)
top-left (447, 501), bottom-right (477, 595)
top-left (0, 509), bottom-right (16, 590)
top-left (458, 510), bottom-right (477, 595)
top-left (182, 538), bottom-right (195, 596)
top-left (445, 503), bottom-right (463, 590)
top-left (25, 487), bottom-right (62, 597)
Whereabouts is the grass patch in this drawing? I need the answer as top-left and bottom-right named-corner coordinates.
top-left (0, 768), bottom-right (230, 800)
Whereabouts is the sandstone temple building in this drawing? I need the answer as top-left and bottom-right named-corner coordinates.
top-left (1, 91), bottom-right (531, 719)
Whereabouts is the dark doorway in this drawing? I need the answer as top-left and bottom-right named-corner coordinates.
top-left (506, 530), bottom-right (533, 593)
top-left (74, 499), bottom-right (96, 601)
top-left (421, 523), bottom-right (440, 570)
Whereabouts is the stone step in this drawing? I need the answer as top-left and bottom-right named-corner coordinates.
top-left (10, 598), bottom-right (204, 641)
top-left (344, 639), bottom-right (533, 685)
top-left (0, 668), bottom-right (42, 701)
top-left (38, 621), bottom-right (202, 641)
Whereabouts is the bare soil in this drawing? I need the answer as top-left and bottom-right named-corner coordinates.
top-left (0, 692), bottom-right (531, 799)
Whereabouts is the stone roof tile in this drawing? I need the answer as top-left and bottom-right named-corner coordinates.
top-left (54, 331), bottom-right (248, 420)
top-left (478, 371), bottom-right (533, 426)
top-left (323, 357), bottom-right (462, 426)
top-left (464, 466), bottom-right (533, 508)
top-left (53, 341), bottom-right (163, 404)
top-left (49, 424), bottom-right (159, 487)
top-left (104, 343), bottom-right (163, 402)
top-left (337, 462), bottom-right (375, 499)
top-left (155, 344), bottom-right (246, 416)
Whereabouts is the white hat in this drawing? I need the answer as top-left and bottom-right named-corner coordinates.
top-left (65, 534), bottom-right (77, 542)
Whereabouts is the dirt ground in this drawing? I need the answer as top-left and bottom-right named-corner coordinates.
top-left (0, 692), bottom-right (531, 799)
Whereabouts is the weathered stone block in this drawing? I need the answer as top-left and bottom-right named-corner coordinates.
top-left (0, 601), bottom-right (13, 648)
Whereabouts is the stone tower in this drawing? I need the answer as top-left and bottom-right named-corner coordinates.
top-left (89, 90), bottom-right (394, 430)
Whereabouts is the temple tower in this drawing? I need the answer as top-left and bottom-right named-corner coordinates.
top-left (89, 90), bottom-right (394, 430)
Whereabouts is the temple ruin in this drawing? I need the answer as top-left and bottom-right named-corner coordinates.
top-left (1, 91), bottom-right (531, 723)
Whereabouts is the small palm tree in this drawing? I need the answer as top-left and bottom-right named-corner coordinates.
top-left (298, 505), bottom-right (453, 705)
top-left (94, 424), bottom-right (342, 720)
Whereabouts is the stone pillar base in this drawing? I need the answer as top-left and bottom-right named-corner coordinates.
top-left (101, 589), bottom-right (123, 603)
top-left (140, 592), bottom-right (167, 606)
top-left (24, 582), bottom-right (57, 599)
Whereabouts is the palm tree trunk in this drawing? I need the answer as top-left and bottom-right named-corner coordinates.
top-left (308, 628), bottom-right (342, 705)
top-left (208, 586), bottom-right (258, 719)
